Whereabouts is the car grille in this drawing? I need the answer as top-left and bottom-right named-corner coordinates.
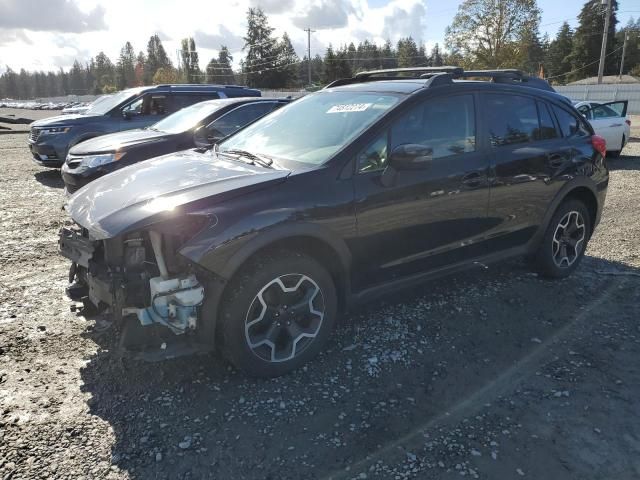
top-left (29, 128), bottom-right (41, 142)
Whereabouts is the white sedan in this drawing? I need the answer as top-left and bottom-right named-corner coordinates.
top-left (574, 100), bottom-right (630, 157)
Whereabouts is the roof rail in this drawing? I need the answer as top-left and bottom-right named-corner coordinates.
top-left (325, 66), bottom-right (555, 92)
top-left (354, 66), bottom-right (464, 79)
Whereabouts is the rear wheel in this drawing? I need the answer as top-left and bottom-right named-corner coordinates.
top-left (218, 251), bottom-right (337, 377)
top-left (533, 199), bottom-right (591, 278)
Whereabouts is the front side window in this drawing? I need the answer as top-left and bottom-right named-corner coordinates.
top-left (208, 103), bottom-right (275, 137)
top-left (591, 104), bottom-right (619, 119)
top-left (486, 94), bottom-right (539, 147)
top-left (357, 94), bottom-right (476, 173)
top-left (122, 94), bottom-right (168, 117)
top-left (552, 105), bottom-right (589, 138)
top-left (219, 91), bottom-right (400, 165)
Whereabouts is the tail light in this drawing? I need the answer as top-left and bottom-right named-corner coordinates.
top-left (591, 135), bottom-right (607, 158)
top-left (625, 119), bottom-right (631, 127)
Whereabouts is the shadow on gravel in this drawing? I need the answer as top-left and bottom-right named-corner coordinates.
top-left (607, 154), bottom-right (640, 171)
top-left (34, 169), bottom-right (64, 189)
top-left (77, 256), bottom-right (639, 479)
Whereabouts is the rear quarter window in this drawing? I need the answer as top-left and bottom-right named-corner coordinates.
top-left (551, 105), bottom-right (590, 138)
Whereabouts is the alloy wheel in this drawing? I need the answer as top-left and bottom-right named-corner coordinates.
top-left (245, 274), bottom-right (325, 363)
top-left (552, 210), bottom-right (586, 268)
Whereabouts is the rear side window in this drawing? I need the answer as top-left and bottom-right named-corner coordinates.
top-left (552, 105), bottom-right (589, 138)
top-left (485, 94), bottom-right (539, 147)
top-left (536, 101), bottom-right (558, 140)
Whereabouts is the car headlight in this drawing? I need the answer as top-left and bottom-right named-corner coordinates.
top-left (79, 152), bottom-right (125, 168)
top-left (41, 126), bottom-right (72, 135)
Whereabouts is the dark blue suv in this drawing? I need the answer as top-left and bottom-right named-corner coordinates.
top-left (28, 84), bottom-right (261, 167)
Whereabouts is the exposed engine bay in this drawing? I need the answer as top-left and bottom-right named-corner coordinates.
top-left (59, 221), bottom-right (210, 354)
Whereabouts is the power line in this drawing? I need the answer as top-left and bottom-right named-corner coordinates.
top-left (546, 44), bottom-right (624, 80)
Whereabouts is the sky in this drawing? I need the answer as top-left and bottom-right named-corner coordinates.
top-left (0, 0), bottom-right (639, 74)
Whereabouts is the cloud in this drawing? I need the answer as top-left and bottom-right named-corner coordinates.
top-left (194, 25), bottom-right (245, 52)
top-left (292, 0), bottom-right (355, 30)
top-left (248, 0), bottom-right (295, 14)
top-left (156, 31), bottom-right (172, 42)
top-left (0, 28), bottom-right (32, 46)
top-left (0, 0), bottom-right (107, 33)
top-left (381, 1), bottom-right (428, 43)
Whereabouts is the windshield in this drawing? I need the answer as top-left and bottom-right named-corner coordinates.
top-left (85, 89), bottom-right (142, 115)
top-left (152, 101), bottom-right (222, 134)
top-left (219, 91), bottom-right (400, 165)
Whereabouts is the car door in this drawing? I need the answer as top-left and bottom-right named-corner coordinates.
top-left (587, 101), bottom-right (628, 150)
top-left (351, 93), bottom-right (492, 289)
top-left (483, 94), bottom-right (572, 252)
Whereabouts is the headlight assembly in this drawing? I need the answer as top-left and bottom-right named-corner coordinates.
top-left (41, 126), bottom-right (72, 135)
top-left (80, 152), bottom-right (126, 168)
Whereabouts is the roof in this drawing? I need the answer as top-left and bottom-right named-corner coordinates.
top-left (567, 75), bottom-right (640, 85)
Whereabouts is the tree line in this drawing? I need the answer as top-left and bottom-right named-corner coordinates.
top-left (1, 0), bottom-right (640, 99)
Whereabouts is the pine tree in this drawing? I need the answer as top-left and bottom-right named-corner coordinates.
top-left (397, 37), bottom-right (420, 68)
top-left (568, 0), bottom-right (619, 81)
top-left (430, 44), bottom-right (444, 66)
top-left (217, 46), bottom-right (235, 84)
top-left (381, 40), bottom-right (397, 69)
top-left (181, 37), bottom-right (201, 83)
top-left (242, 8), bottom-right (279, 88)
top-left (145, 34), bottom-right (172, 84)
top-left (545, 22), bottom-right (574, 83)
top-left (69, 60), bottom-right (86, 94)
top-left (135, 51), bottom-right (146, 86)
top-left (116, 41), bottom-right (136, 89)
top-left (616, 18), bottom-right (640, 76)
top-left (205, 57), bottom-right (221, 83)
top-left (323, 45), bottom-right (338, 82)
top-left (276, 32), bottom-right (299, 87)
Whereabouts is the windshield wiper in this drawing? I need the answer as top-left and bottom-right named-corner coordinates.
top-left (220, 149), bottom-right (273, 168)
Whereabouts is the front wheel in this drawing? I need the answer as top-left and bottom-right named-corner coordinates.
top-left (532, 199), bottom-right (591, 278)
top-left (217, 251), bottom-right (337, 377)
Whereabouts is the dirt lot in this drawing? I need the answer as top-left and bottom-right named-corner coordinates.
top-left (1, 129), bottom-right (640, 480)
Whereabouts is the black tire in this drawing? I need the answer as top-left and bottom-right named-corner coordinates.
top-left (217, 251), bottom-right (337, 377)
top-left (533, 199), bottom-right (592, 278)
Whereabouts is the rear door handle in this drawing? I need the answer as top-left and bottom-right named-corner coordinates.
top-left (462, 171), bottom-right (483, 187)
top-left (547, 153), bottom-right (566, 169)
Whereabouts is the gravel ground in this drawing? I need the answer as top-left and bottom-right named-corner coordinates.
top-left (1, 132), bottom-right (640, 480)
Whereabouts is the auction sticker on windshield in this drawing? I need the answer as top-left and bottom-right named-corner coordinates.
top-left (327, 103), bottom-right (371, 113)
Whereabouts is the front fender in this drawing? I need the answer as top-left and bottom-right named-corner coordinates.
top-left (179, 220), bottom-right (353, 282)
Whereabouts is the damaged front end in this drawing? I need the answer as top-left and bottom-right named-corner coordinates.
top-left (59, 216), bottom-right (213, 354)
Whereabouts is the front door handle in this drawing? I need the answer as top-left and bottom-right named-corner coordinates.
top-left (462, 171), bottom-right (483, 187)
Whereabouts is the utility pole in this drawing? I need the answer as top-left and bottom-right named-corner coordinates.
top-left (619, 31), bottom-right (629, 78)
top-left (597, 0), bottom-right (612, 84)
top-left (304, 27), bottom-right (315, 86)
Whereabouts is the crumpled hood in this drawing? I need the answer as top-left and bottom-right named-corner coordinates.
top-left (66, 149), bottom-right (291, 239)
top-left (32, 113), bottom-right (101, 127)
top-left (69, 129), bottom-right (169, 155)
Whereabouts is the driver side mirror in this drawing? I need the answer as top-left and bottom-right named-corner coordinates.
top-left (389, 143), bottom-right (433, 170)
top-left (194, 125), bottom-right (224, 149)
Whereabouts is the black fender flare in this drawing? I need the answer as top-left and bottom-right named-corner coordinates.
top-left (526, 177), bottom-right (600, 252)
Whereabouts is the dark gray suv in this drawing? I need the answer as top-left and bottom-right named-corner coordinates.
top-left (28, 84), bottom-right (261, 167)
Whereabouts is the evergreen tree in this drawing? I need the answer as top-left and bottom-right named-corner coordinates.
top-left (615, 18), bottom-right (640, 76)
top-left (430, 44), bottom-right (444, 66)
top-left (135, 51), bottom-right (146, 86)
top-left (568, 0), bottom-right (619, 81)
top-left (545, 22), bottom-right (574, 83)
top-left (381, 40), bottom-right (397, 69)
top-left (69, 60), bottom-right (86, 94)
top-left (181, 37), bottom-right (201, 83)
top-left (276, 32), bottom-right (299, 87)
top-left (323, 45), bottom-right (338, 82)
top-left (116, 41), bottom-right (136, 89)
top-left (205, 57), bottom-right (221, 83)
top-left (217, 46), bottom-right (235, 84)
top-left (242, 7), bottom-right (279, 88)
top-left (145, 34), bottom-right (172, 84)
top-left (397, 37), bottom-right (420, 68)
